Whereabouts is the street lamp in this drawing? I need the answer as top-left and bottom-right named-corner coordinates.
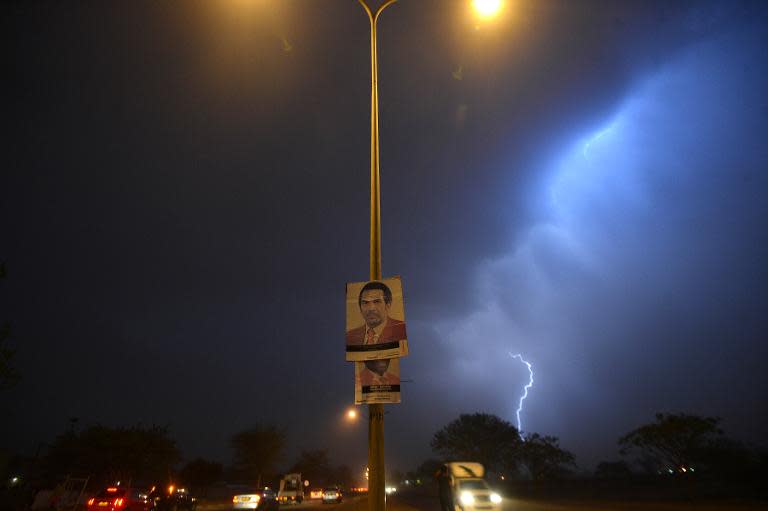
top-left (347, 408), bottom-right (358, 421)
top-left (354, 3), bottom-right (504, 511)
top-left (355, 2), bottom-right (397, 511)
top-left (472, 0), bottom-right (504, 19)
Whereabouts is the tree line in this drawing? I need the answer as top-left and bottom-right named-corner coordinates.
top-left (1, 422), bottom-right (354, 495)
top-left (416, 411), bottom-right (767, 483)
top-left (3, 411), bottom-right (765, 499)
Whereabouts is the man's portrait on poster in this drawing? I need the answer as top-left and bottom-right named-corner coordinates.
top-left (345, 277), bottom-right (408, 361)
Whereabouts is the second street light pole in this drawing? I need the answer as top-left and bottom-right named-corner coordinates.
top-left (357, 2), bottom-right (397, 511)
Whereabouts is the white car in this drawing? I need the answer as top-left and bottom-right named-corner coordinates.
top-left (454, 478), bottom-right (502, 511)
top-left (321, 487), bottom-right (342, 504)
top-left (232, 488), bottom-right (279, 511)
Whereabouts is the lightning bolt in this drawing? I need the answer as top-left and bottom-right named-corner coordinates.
top-left (509, 352), bottom-right (533, 438)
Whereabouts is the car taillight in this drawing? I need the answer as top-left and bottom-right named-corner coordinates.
top-left (114, 498), bottom-right (124, 507)
top-left (88, 498), bottom-right (95, 506)
top-left (233, 496), bottom-right (238, 503)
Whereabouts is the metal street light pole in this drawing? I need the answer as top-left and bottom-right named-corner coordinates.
top-left (356, 1), bottom-right (397, 511)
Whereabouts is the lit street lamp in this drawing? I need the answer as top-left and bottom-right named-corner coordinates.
top-left (472, 0), bottom-right (504, 19)
top-left (355, 3), bottom-right (398, 511)
top-left (354, 2), bottom-right (503, 511)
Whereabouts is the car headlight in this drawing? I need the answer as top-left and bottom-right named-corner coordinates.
top-left (490, 493), bottom-right (502, 504)
top-left (459, 491), bottom-right (475, 506)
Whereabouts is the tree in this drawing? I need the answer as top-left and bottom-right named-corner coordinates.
top-left (43, 424), bottom-right (180, 487)
top-left (0, 262), bottom-right (20, 390)
top-left (328, 464), bottom-right (353, 488)
top-left (289, 449), bottom-right (330, 488)
top-left (430, 413), bottom-right (522, 473)
top-left (618, 413), bottom-right (723, 469)
top-left (180, 458), bottom-right (223, 495)
top-left (518, 433), bottom-right (575, 480)
top-left (594, 460), bottom-right (632, 479)
top-left (415, 459), bottom-right (442, 479)
top-left (231, 424), bottom-right (285, 486)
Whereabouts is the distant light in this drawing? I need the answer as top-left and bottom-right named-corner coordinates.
top-left (347, 409), bottom-right (358, 420)
top-left (385, 487), bottom-right (397, 494)
top-left (10, 476), bottom-right (20, 485)
top-left (472, 0), bottom-right (503, 18)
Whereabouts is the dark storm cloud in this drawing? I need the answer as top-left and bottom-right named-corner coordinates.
top-left (2, 0), bottom-right (766, 475)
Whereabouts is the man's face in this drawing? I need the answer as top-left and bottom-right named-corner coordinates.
top-left (359, 289), bottom-right (390, 328)
top-left (365, 359), bottom-right (390, 376)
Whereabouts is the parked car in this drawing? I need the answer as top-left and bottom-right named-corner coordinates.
top-left (321, 487), bottom-right (342, 504)
top-left (87, 486), bottom-right (152, 511)
top-left (232, 488), bottom-right (279, 511)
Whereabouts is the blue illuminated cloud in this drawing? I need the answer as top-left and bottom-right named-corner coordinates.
top-left (429, 26), bottom-right (768, 463)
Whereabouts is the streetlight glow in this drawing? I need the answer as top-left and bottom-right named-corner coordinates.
top-left (473, 0), bottom-right (503, 18)
top-left (347, 409), bottom-right (358, 420)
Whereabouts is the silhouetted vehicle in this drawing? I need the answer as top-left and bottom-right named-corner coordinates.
top-left (232, 488), bottom-right (279, 511)
top-left (87, 486), bottom-right (153, 511)
top-left (321, 487), bottom-right (342, 504)
top-left (150, 486), bottom-right (196, 511)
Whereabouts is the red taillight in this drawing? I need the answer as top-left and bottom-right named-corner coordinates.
top-left (114, 498), bottom-right (124, 507)
top-left (88, 498), bottom-right (95, 506)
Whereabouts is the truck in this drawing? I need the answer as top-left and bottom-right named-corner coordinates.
top-left (444, 462), bottom-right (502, 511)
top-left (277, 473), bottom-right (303, 504)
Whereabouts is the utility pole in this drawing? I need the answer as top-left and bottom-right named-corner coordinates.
top-left (357, 2), bottom-right (398, 511)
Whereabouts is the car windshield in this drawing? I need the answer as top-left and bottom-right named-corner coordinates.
top-left (458, 480), bottom-right (489, 491)
top-left (235, 488), bottom-right (260, 495)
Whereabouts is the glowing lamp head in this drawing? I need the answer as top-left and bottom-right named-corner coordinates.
top-left (472, 0), bottom-right (503, 18)
top-left (347, 409), bottom-right (358, 420)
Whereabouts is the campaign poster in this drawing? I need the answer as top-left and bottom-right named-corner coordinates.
top-left (345, 276), bottom-right (408, 362)
top-left (354, 358), bottom-right (401, 404)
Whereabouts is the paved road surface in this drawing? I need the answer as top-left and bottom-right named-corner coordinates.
top-left (199, 490), bottom-right (765, 511)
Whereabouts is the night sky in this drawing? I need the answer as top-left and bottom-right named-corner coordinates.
top-left (3, 0), bottom-right (767, 478)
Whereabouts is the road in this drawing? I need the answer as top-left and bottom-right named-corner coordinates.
top-left (198, 496), bottom-right (366, 511)
top-left (199, 490), bottom-right (766, 511)
top-left (387, 486), bottom-right (766, 511)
